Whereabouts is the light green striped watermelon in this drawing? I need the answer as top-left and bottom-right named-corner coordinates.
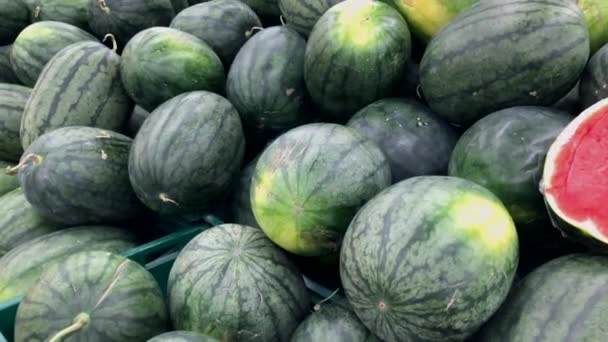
top-left (278, 0), bottom-right (344, 36)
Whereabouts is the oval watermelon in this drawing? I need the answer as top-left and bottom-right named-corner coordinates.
top-left (251, 123), bottom-right (391, 256)
top-left (580, 43), bottom-right (608, 109)
top-left (420, 0), bottom-right (590, 125)
top-left (340, 176), bottom-right (519, 341)
top-left (15, 251), bottom-right (168, 341)
top-left (15, 126), bottom-right (144, 225)
top-left (278, 0), bottom-right (344, 36)
top-left (148, 331), bottom-right (220, 342)
top-left (0, 83), bottom-right (31, 161)
top-left (129, 91), bottom-right (245, 215)
top-left (167, 224), bottom-right (310, 341)
top-left (0, 0), bottom-right (30, 44)
top-left (0, 226), bottom-right (137, 302)
top-left (27, 0), bottom-right (90, 31)
top-left (0, 45), bottom-right (20, 84)
top-left (0, 161), bottom-right (19, 196)
top-left (120, 27), bottom-right (225, 112)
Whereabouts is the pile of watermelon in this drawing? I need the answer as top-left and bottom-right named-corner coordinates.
top-left (1, 0), bottom-right (608, 341)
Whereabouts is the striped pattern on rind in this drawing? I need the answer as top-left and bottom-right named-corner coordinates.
top-left (304, 0), bottom-right (411, 121)
top-left (15, 251), bottom-right (168, 342)
top-left (167, 224), bottom-right (310, 341)
top-left (128, 91), bottom-right (245, 215)
top-left (478, 254), bottom-right (608, 342)
top-left (278, 0), bottom-right (344, 36)
top-left (28, 0), bottom-right (90, 31)
top-left (0, 226), bottom-right (137, 302)
top-left (170, 0), bottom-right (262, 65)
top-left (148, 331), bottom-right (220, 342)
top-left (0, 188), bottom-right (62, 257)
top-left (120, 27), bottom-right (225, 112)
top-left (420, 0), bottom-right (590, 125)
top-left (340, 176), bottom-right (519, 341)
top-left (18, 126), bottom-right (144, 225)
top-left (10, 21), bottom-right (97, 87)
top-left (0, 0), bottom-right (30, 44)
top-left (347, 98), bottom-right (458, 183)
top-left (0, 45), bottom-right (21, 84)
top-left (227, 26), bottom-right (308, 131)
top-left (251, 123), bottom-right (391, 256)
top-left (20, 41), bottom-right (132, 149)
top-left (0, 83), bottom-right (31, 161)
top-left (580, 44), bottom-right (608, 109)
top-left (0, 160), bottom-right (19, 196)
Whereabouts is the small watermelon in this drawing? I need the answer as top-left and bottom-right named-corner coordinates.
top-left (580, 44), bottom-right (608, 109)
top-left (0, 83), bottom-right (31, 161)
top-left (0, 160), bottom-right (19, 196)
top-left (278, 0), bottom-right (344, 36)
top-left (148, 331), bottom-right (219, 342)
top-left (27, 0), bottom-right (90, 32)
top-left (15, 251), bottom-right (169, 341)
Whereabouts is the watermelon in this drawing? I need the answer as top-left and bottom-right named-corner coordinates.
top-left (291, 303), bottom-right (380, 342)
top-left (148, 331), bottom-right (220, 342)
top-left (0, 226), bottom-right (137, 302)
top-left (0, 161), bottom-right (19, 196)
top-left (13, 126), bottom-right (143, 225)
top-left (15, 251), bottom-right (168, 341)
top-left (240, 0), bottom-right (280, 17)
top-left (230, 158), bottom-right (260, 228)
top-left (0, 45), bottom-right (20, 84)
top-left (278, 0), bottom-right (344, 36)
top-left (10, 21), bottom-right (97, 87)
top-left (227, 26), bottom-right (308, 132)
top-left (0, 83), bottom-right (31, 161)
top-left (129, 91), bottom-right (245, 215)
top-left (20, 40), bottom-right (132, 149)
top-left (449, 107), bottom-right (573, 225)
top-left (346, 98), bottom-right (458, 183)
top-left (167, 224), bottom-right (310, 341)
top-left (576, 0), bottom-right (608, 54)
top-left (126, 105), bottom-right (150, 138)
top-left (0, 0), bottom-right (29, 44)
top-left (28, 0), bottom-right (90, 30)
top-left (580, 44), bottom-right (608, 109)
top-left (120, 27), bottom-right (225, 112)
top-left (304, 0), bottom-right (411, 121)
top-left (0, 188), bottom-right (62, 257)
top-left (478, 254), bottom-right (608, 341)
top-left (420, 0), bottom-right (590, 125)
top-left (170, 0), bottom-right (262, 65)
top-left (542, 98), bottom-right (608, 248)
top-left (251, 123), bottom-right (391, 256)
top-left (340, 176), bottom-right (519, 341)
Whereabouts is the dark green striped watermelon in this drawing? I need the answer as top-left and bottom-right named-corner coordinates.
top-left (251, 123), bottom-right (391, 256)
top-left (28, 0), bottom-right (90, 31)
top-left (168, 224), bottom-right (310, 341)
top-left (15, 251), bottom-right (168, 341)
top-left (0, 0), bottom-right (29, 44)
top-left (278, 0), bottom-right (344, 36)
top-left (10, 21), bottom-right (97, 87)
top-left (340, 176), bottom-right (519, 341)
top-left (449, 107), bottom-right (572, 225)
top-left (148, 331), bottom-right (220, 342)
top-left (230, 158), bottom-right (259, 228)
top-left (478, 254), bottom-right (608, 341)
top-left (304, 0), bottom-right (411, 121)
top-left (0, 226), bottom-right (137, 302)
top-left (291, 303), bottom-right (380, 342)
top-left (0, 188), bottom-right (62, 257)
top-left (126, 105), bottom-right (150, 138)
top-left (120, 27), bottom-right (225, 112)
top-left (0, 161), bottom-right (19, 196)
top-left (129, 91), bottom-right (244, 215)
top-left (420, 0), bottom-right (590, 125)
top-left (14, 126), bottom-right (143, 225)
top-left (580, 44), bottom-right (608, 109)
top-left (0, 83), bottom-right (31, 161)
top-left (227, 26), bottom-right (308, 132)
top-left (346, 98), bottom-right (458, 184)
top-left (88, 0), bottom-right (177, 48)
top-left (20, 40), bottom-right (132, 149)
top-left (170, 0), bottom-right (262, 65)
top-left (0, 45), bottom-right (20, 84)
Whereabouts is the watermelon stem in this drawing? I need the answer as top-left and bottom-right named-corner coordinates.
top-left (48, 312), bottom-right (90, 342)
top-left (34, 5), bottom-right (41, 19)
top-left (97, 0), bottom-right (111, 15)
top-left (5, 153), bottom-right (42, 176)
top-left (103, 34), bottom-right (118, 53)
top-left (245, 27), bottom-right (263, 38)
top-left (159, 193), bottom-right (180, 206)
top-left (313, 288), bottom-right (341, 311)
top-left (280, 15), bottom-right (286, 26)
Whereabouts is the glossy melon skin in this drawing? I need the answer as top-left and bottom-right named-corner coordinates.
top-left (278, 0), bottom-right (344, 36)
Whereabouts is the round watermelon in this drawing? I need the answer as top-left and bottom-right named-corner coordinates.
top-left (27, 0), bottom-right (90, 30)
top-left (340, 176), bottom-right (519, 341)
top-left (278, 0), bottom-right (344, 36)
top-left (580, 43), bottom-right (608, 109)
top-left (576, 0), bottom-right (608, 54)
top-left (147, 331), bottom-right (219, 342)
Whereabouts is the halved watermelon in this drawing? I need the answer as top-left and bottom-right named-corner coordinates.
top-left (543, 98), bottom-right (608, 247)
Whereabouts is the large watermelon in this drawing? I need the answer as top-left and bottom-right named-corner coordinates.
top-left (0, 226), bottom-right (137, 302)
top-left (420, 0), bottom-right (590, 125)
top-left (304, 0), bottom-right (411, 121)
top-left (230, 158), bottom-right (260, 228)
top-left (251, 123), bottom-right (391, 256)
top-left (167, 224), bottom-right (310, 341)
top-left (227, 26), bottom-right (308, 132)
top-left (170, 0), bottom-right (262, 65)
top-left (340, 176), bottom-right (519, 341)
top-left (15, 251), bottom-right (168, 341)
top-left (0, 83), bottom-right (31, 161)
top-left (0, 161), bottom-right (19, 196)
top-left (576, 0), bottom-right (608, 54)
top-left (0, 45), bottom-right (20, 84)
top-left (278, 0), bottom-right (344, 36)
top-left (478, 254), bottom-right (608, 341)
top-left (449, 107), bottom-right (573, 225)
top-left (346, 98), bottom-right (458, 183)
top-left (129, 91), bottom-right (245, 215)
top-left (20, 40), bottom-right (132, 149)
top-left (14, 126), bottom-right (143, 225)
top-left (28, 0), bottom-right (90, 31)
top-left (0, 0), bottom-right (30, 44)
top-left (120, 27), bottom-right (225, 112)
top-left (580, 44), bottom-right (608, 109)
top-left (10, 21), bottom-right (97, 87)
top-left (0, 188), bottom-right (62, 257)
top-left (148, 331), bottom-right (219, 342)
